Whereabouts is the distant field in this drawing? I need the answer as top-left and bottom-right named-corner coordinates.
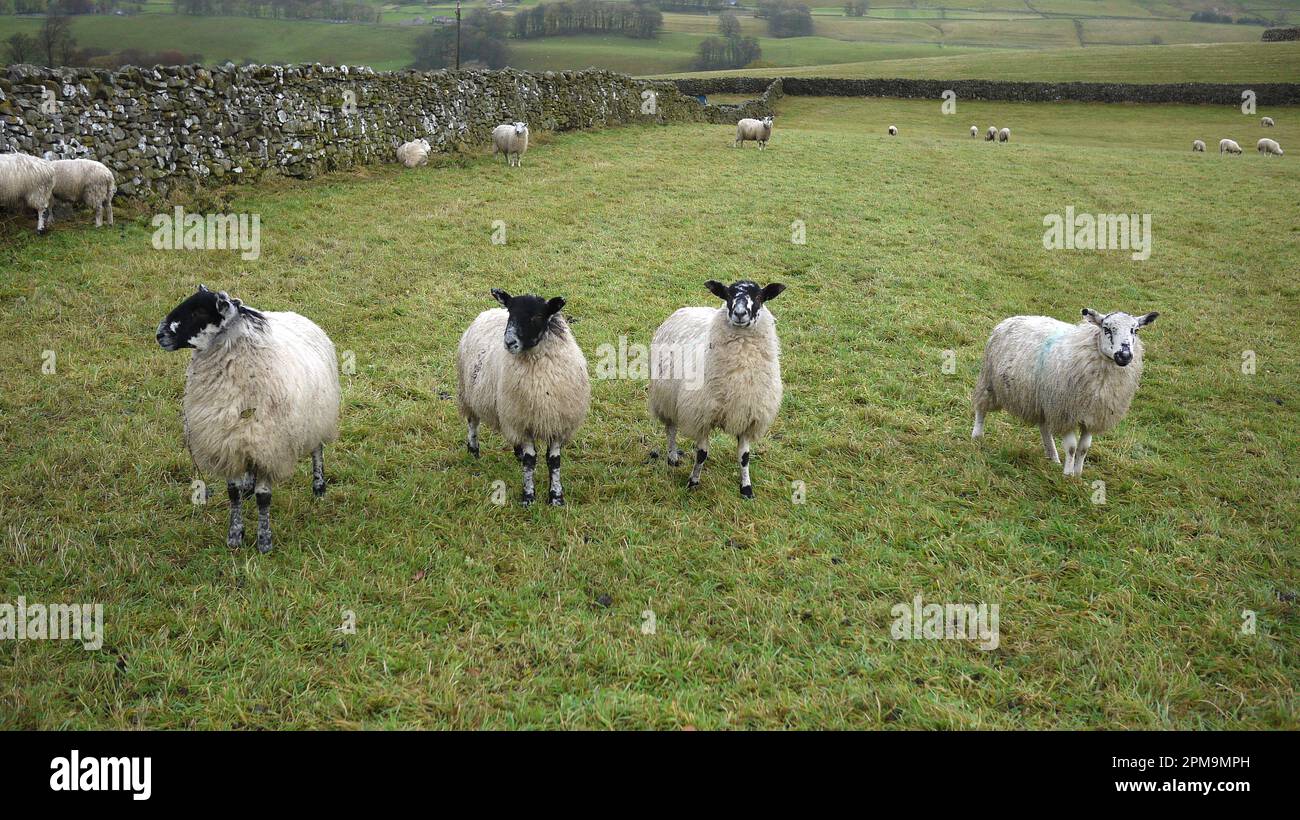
top-left (658, 41), bottom-right (1300, 83)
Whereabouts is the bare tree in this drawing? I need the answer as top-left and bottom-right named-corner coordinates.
top-left (37, 15), bottom-right (76, 66)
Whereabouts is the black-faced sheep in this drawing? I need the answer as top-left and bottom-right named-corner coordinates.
top-left (457, 289), bottom-right (590, 505)
top-left (972, 309), bottom-right (1158, 478)
top-left (49, 158), bottom-right (116, 227)
top-left (492, 123), bottom-right (529, 167)
top-left (734, 116), bottom-right (774, 150)
top-left (0, 152), bottom-right (55, 234)
top-left (157, 286), bottom-right (341, 553)
top-left (648, 280), bottom-right (786, 498)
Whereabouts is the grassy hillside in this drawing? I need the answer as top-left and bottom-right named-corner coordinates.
top-left (2, 98), bottom-right (1297, 729)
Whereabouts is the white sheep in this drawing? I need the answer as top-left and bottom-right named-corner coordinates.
top-left (888, 125), bottom-right (898, 136)
top-left (396, 138), bottom-right (430, 168)
top-left (985, 126), bottom-right (998, 142)
top-left (492, 122), bottom-right (529, 167)
top-left (49, 158), bottom-right (116, 227)
top-left (734, 116), bottom-right (774, 150)
top-left (1257, 138), bottom-right (1283, 156)
top-left (457, 289), bottom-right (590, 505)
top-left (0, 152), bottom-right (55, 234)
top-left (972, 308), bottom-right (1158, 478)
top-left (998, 127), bottom-right (1011, 143)
top-left (970, 125), bottom-right (978, 137)
top-left (1219, 138), bottom-right (1242, 155)
top-left (648, 280), bottom-right (785, 498)
top-left (1261, 116), bottom-right (1275, 127)
top-left (1192, 139), bottom-right (1206, 152)
top-left (156, 285), bottom-right (341, 553)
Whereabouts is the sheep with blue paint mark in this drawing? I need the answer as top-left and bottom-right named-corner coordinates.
top-left (971, 309), bottom-right (1159, 477)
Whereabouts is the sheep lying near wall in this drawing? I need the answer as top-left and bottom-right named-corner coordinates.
top-left (492, 122), bottom-right (529, 167)
top-left (734, 116), bottom-right (774, 150)
top-left (648, 280), bottom-right (786, 498)
top-left (0, 152), bottom-right (55, 233)
top-left (457, 289), bottom-right (590, 505)
top-left (49, 158), bottom-right (116, 227)
top-left (397, 138), bottom-right (431, 168)
top-left (1257, 138), bottom-right (1284, 156)
top-left (1192, 139), bottom-right (1206, 152)
top-left (972, 309), bottom-right (1158, 478)
top-left (157, 286), bottom-right (341, 553)
top-left (1219, 138), bottom-right (1243, 154)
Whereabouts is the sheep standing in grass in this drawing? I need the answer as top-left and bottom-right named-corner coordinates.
top-left (0, 152), bottom-right (55, 234)
top-left (985, 126), bottom-right (998, 142)
top-left (492, 122), bottom-right (529, 167)
top-left (1262, 116), bottom-right (1275, 127)
top-left (49, 158), bottom-right (115, 227)
top-left (1219, 138), bottom-right (1242, 155)
top-left (457, 289), bottom-right (589, 505)
top-left (972, 308), bottom-right (1158, 478)
top-left (157, 286), bottom-right (341, 553)
top-left (970, 125), bottom-right (978, 137)
top-left (1192, 139), bottom-right (1206, 152)
top-left (888, 125), bottom-right (898, 136)
top-left (1258, 138), bottom-right (1284, 156)
top-left (734, 116), bottom-right (774, 150)
top-left (648, 280), bottom-right (786, 498)
top-left (999, 127), bottom-right (1011, 143)
top-left (397, 138), bottom-right (430, 168)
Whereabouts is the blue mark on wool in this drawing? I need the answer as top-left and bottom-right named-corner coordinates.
top-left (1037, 331), bottom-right (1067, 376)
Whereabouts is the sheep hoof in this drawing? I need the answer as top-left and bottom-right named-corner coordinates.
top-left (257, 535), bottom-right (273, 554)
top-left (740, 485), bottom-right (753, 499)
top-left (520, 492), bottom-right (535, 506)
top-left (467, 443), bottom-right (480, 459)
top-left (313, 480), bottom-right (326, 499)
top-left (687, 479), bottom-right (700, 491)
top-left (548, 492), bottom-right (564, 506)
top-left (227, 530), bottom-right (244, 549)
top-left (667, 449), bottom-right (684, 467)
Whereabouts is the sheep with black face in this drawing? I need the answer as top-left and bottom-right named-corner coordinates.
top-left (456, 289), bottom-right (590, 505)
top-left (648, 280), bottom-right (786, 498)
top-left (157, 286), bottom-right (340, 552)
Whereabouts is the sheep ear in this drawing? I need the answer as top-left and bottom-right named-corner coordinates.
top-left (1082, 309), bottom-right (1103, 326)
top-left (761, 283), bottom-right (786, 302)
top-left (1137, 312), bottom-right (1158, 328)
top-left (705, 280), bottom-right (729, 301)
top-left (215, 291), bottom-right (234, 313)
top-left (491, 289), bottom-right (511, 307)
top-left (197, 284), bottom-right (209, 293)
top-left (545, 297), bottom-right (566, 316)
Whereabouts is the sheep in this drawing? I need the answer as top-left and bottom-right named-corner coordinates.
top-left (970, 125), bottom-right (979, 137)
top-left (396, 138), bottom-right (430, 168)
top-left (888, 125), bottom-right (898, 136)
top-left (1262, 116), bottom-right (1275, 127)
top-left (0, 152), bottom-right (55, 234)
top-left (985, 126), bottom-right (998, 142)
top-left (972, 308), bottom-right (1158, 478)
top-left (156, 285), bottom-right (341, 553)
top-left (492, 122), bottom-right (529, 167)
top-left (734, 116), bottom-right (774, 150)
top-left (648, 279), bottom-right (786, 498)
top-left (1257, 138), bottom-right (1284, 156)
top-left (1219, 138), bottom-right (1243, 155)
top-left (457, 289), bottom-right (590, 505)
top-left (998, 127), bottom-right (1011, 143)
top-left (49, 158), bottom-right (116, 227)
top-left (1192, 139), bottom-right (1206, 152)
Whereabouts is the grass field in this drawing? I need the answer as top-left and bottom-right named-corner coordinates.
top-left (2, 97), bottom-right (1297, 729)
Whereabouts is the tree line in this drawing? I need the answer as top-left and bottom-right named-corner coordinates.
top-left (511, 0), bottom-right (663, 40)
top-left (5, 15), bottom-right (201, 67)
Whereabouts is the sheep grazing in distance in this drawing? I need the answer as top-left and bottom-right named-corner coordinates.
top-left (999, 127), bottom-right (1011, 143)
top-left (648, 280), bottom-right (786, 498)
top-left (457, 289), bottom-right (590, 505)
top-left (0, 152), bottom-right (55, 234)
top-left (157, 286), bottom-right (341, 553)
top-left (888, 125), bottom-right (898, 136)
top-left (970, 125), bottom-right (979, 137)
top-left (49, 158), bottom-right (116, 227)
top-left (1257, 138), bottom-right (1284, 156)
top-left (985, 126), bottom-right (998, 142)
top-left (397, 138), bottom-right (431, 168)
top-left (1219, 139), bottom-right (1243, 155)
top-left (734, 116), bottom-right (774, 150)
top-left (1192, 139), bottom-right (1206, 152)
top-left (1261, 116), bottom-right (1275, 127)
top-left (492, 122), bottom-right (529, 167)
top-left (972, 308), bottom-right (1159, 478)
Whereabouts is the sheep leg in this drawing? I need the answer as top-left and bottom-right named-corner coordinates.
top-left (312, 444), bottom-right (326, 498)
top-left (738, 435), bottom-right (753, 499)
top-left (665, 424), bottom-right (683, 466)
top-left (106, 198), bottom-right (113, 226)
top-left (1040, 424), bottom-right (1059, 463)
top-left (226, 480), bottom-right (246, 548)
top-left (519, 439), bottom-right (537, 506)
top-left (466, 418), bottom-right (480, 458)
top-left (1072, 430), bottom-right (1093, 477)
top-left (547, 442), bottom-right (564, 506)
top-left (36, 205), bottom-right (48, 234)
top-left (971, 410), bottom-right (985, 439)
top-left (688, 446), bottom-right (708, 490)
top-left (1061, 431), bottom-right (1079, 478)
top-left (254, 476), bottom-right (274, 553)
